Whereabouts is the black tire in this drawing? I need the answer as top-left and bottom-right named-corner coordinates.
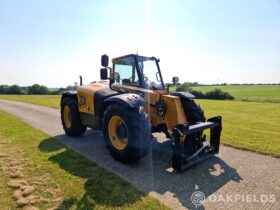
top-left (103, 103), bottom-right (151, 163)
top-left (61, 96), bottom-right (87, 136)
top-left (181, 98), bottom-right (206, 156)
top-left (181, 99), bottom-right (206, 124)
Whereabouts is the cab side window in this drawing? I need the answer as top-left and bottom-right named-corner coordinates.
top-left (114, 63), bottom-right (140, 87)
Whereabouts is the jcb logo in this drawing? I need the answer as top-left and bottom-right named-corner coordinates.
top-left (78, 95), bottom-right (86, 108)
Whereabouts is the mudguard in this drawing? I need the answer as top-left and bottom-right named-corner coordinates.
top-left (61, 91), bottom-right (77, 105)
top-left (104, 93), bottom-right (144, 108)
top-left (170, 91), bottom-right (195, 99)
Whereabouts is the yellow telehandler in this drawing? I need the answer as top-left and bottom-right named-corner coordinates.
top-left (61, 54), bottom-right (222, 170)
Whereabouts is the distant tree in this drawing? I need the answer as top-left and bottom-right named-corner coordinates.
top-left (174, 81), bottom-right (234, 100)
top-left (6, 85), bottom-right (24, 94)
top-left (57, 88), bottom-right (66, 94)
top-left (28, 84), bottom-right (41, 94)
top-left (66, 85), bottom-right (77, 91)
top-left (0, 85), bottom-right (9, 94)
top-left (28, 84), bottom-right (49, 94)
top-left (21, 86), bottom-right (29, 94)
top-left (66, 85), bottom-right (72, 90)
top-left (205, 88), bottom-right (234, 100)
top-left (189, 90), bottom-right (205, 98)
top-left (176, 82), bottom-right (192, 92)
top-left (192, 82), bottom-right (199, 86)
top-left (38, 85), bottom-right (49, 94)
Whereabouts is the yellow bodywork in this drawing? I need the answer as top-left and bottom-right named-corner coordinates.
top-left (161, 95), bottom-right (187, 130)
top-left (111, 84), bottom-right (187, 131)
top-left (77, 82), bottom-right (108, 114)
top-left (76, 82), bottom-right (187, 132)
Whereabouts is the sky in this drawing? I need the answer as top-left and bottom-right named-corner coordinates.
top-left (0, 0), bottom-right (279, 87)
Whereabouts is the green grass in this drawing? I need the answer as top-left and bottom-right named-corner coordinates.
top-left (193, 85), bottom-right (280, 102)
top-left (0, 95), bottom-right (60, 109)
top-left (197, 99), bottom-right (280, 157)
top-left (0, 110), bottom-right (168, 209)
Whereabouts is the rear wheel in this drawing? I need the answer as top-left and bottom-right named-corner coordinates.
top-left (103, 103), bottom-right (151, 163)
top-left (61, 97), bottom-right (87, 136)
top-left (181, 99), bottom-right (206, 156)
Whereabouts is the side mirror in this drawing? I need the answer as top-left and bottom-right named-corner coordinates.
top-left (172, 77), bottom-right (179, 85)
top-left (101, 54), bottom-right (109, 67)
top-left (100, 68), bottom-right (108, 80)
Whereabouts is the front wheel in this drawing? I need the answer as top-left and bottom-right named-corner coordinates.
top-left (181, 98), bottom-right (206, 156)
top-left (103, 103), bottom-right (151, 163)
top-left (61, 96), bottom-right (87, 136)
top-left (181, 99), bottom-right (206, 124)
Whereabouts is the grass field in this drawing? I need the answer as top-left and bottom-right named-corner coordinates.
top-left (0, 110), bottom-right (168, 209)
top-left (197, 99), bottom-right (280, 157)
top-left (192, 85), bottom-right (280, 102)
top-left (0, 95), bottom-right (60, 109)
top-left (0, 92), bottom-right (279, 157)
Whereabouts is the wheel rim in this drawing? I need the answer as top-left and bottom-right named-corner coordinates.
top-left (63, 105), bottom-right (72, 128)
top-left (108, 116), bottom-right (128, 150)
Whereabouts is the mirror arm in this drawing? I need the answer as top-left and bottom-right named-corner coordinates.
top-left (166, 83), bottom-right (175, 92)
top-left (107, 67), bottom-right (125, 93)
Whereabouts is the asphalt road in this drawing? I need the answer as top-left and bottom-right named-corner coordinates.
top-left (0, 99), bottom-right (279, 210)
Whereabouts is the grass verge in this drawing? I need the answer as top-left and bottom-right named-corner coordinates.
top-left (0, 109), bottom-right (168, 209)
top-left (0, 95), bottom-right (60, 109)
top-left (197, 99), bottom-right (280, 157)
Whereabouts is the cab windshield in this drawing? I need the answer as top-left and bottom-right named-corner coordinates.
top-left (113, 55), bottom-right (165, 90)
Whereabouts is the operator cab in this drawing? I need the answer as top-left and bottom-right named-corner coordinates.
top-left (101, 54), bottom-right (180, 93)
top-left (101, 54), bottom-right (165, 90)
top-left (112, 54), bottom-right (165, 90)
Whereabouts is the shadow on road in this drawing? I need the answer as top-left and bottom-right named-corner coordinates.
top-left (149, 138), bottom-right (242, 209)
top-left (38, 130), bottom-right (242, 209)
